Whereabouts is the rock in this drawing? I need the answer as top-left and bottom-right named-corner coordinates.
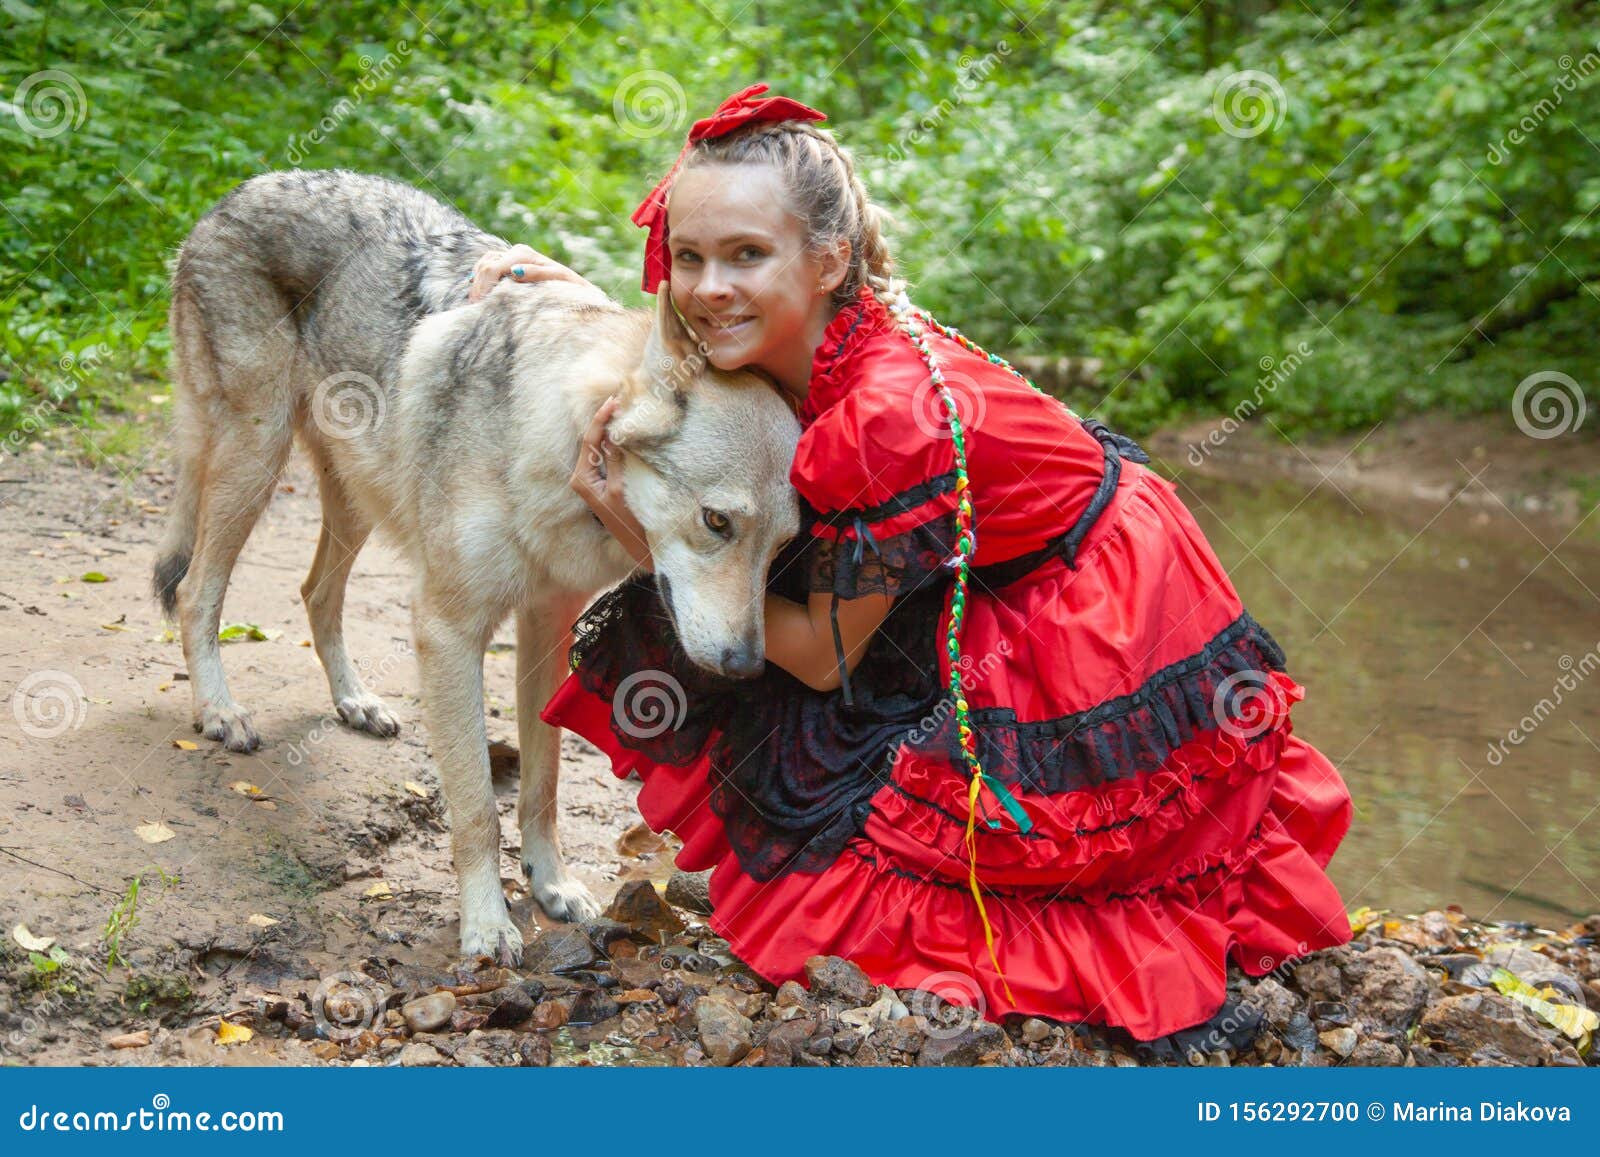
top-left (1311, 1001), bottom-right (1353, 1028)
top-left (528, 1000), bottom-right (568, 1032)
top-left (761, 1018), bottom-right (816, 1067)
top-left (1387, 911), bottom-right (1461, 951)
top-left (521, 928), bottom-right (599, 973)
top-left (1242, 976), bottom-right (1302, 1029)
top-left (1019, 1018), bottom-right (1053, 1045)
top-left (1280, 1012), bottom-right (1318, 1056)
top-left (665, 869), bottom-right (714, 915)
top-left (399, 1042), bottom-right (447, 1067)
top-left (1418, 993), bottom-right (1578, 1066)
top-left (1317, 1027), bottom-right (1358, 1057)
top-left (580, 918), bottom-right (637, 950)
top-left (566, 989), bottom-right (621, 1025)
top-left (516, 1035), bottom-right (552, 1067)
top-left (877, 1016), bottom-right (927, 1058)
top-left (917, 1022), bottom-right (1007, 1066)
top-left (1342, 946), bottom-right (1430, 1036)
top-left (773, 980), bottom-right (816, 1011)
top-left (483, 984), bottom-right (535, 1029)
top-left (1292, 955), bottom-right (1343, 1002)
top-left (804, 955), bottom-right (874, 1007)
top-left (695, 996), bottom-right (753, 1067)
top-left (604, 879), bottom-right (685, 938)
top-left (400, 991), bottom-right (456, 1034)
top-left (1348, 1039), bottom-right (1405, 1066)
top-left (107, 1030), bottom-right (152, 1049)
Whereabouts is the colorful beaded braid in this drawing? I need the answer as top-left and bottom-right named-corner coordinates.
top-left (873, 278), bottom-right (1084, 1006)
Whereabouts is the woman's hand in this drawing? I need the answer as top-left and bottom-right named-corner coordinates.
top-left (468, 244), bottom-right (595, 303)
top-left (571, 396), bottom-right (654, 572)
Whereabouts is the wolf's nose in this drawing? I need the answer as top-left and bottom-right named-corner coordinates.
top-left (720, 646), bottom-right (765, 680)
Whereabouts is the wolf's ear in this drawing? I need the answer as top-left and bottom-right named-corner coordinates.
top-left (609, 367), bottom-right (686, 452)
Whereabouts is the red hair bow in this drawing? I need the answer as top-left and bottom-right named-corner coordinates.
top-left (630, 82), bottom-right (827, 294)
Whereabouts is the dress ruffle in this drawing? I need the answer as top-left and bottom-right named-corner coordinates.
top-left (542, 669), bottom-right (1352, 1040)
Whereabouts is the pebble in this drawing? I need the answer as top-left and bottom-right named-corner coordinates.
top-left (401, 991), bottom-right (456, 1034)
top-left (483, 985), bottom-right (535, 1029)
top-left (804, 955), bottom-right (874, 1006)
top-left (604, 879), bottom-right (685, 938)
top-left (1317, 1027), bottom-right (1358, 1057)
top-left (399, 1042), bottom-right (448, 1067)
top-left (1019, 1018), bottom-right (1052, 1045)
top-left (520, 928), bottom-right (599, 973)
top-left (665, 869), bottom-right (714, 915)
top-left (694, 995), bottom-right (754, 1066)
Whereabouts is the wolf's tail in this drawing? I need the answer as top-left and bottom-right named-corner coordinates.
top-left (152, 285), bottom-right (209, 619)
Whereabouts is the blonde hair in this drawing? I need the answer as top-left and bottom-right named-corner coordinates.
top-left (679, 119), bottom-right (902, 311)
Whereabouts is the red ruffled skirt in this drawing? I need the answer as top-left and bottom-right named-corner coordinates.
top-left (542, 462), bottom-right (1353, 1041)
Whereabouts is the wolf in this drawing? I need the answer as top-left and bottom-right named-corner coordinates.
top-left (154, 169), bottom-right (800, 962)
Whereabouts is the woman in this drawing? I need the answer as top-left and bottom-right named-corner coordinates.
top-left (476, 83), bottom-right (1353, 1042)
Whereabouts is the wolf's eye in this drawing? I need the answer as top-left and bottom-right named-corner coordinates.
top-left (702, 508), bottom-right (731, 536)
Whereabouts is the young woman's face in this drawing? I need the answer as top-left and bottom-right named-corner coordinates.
top-left (666, 162), bottom-right (841, 388)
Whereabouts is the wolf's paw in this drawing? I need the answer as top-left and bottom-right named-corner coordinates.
top-left (336, 693), bottom-right (400, 738)
top-left (460, 915), bottom-right (524, 967)
top-left (196, 703), bottom-right (259, 753)
top-left (527, 871), bottom-right (602, 924)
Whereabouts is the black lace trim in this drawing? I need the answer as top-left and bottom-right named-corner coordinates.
top-left (965, 610), bottom-right (1287, 794)
top-left (806, 509), bottom-right (960, 600)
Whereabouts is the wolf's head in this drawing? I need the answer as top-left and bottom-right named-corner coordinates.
top-left (606, 289), bottom-right (802, 679)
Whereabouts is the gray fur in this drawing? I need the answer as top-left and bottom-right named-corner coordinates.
top-left (154, 169), bottom-right (801, 964)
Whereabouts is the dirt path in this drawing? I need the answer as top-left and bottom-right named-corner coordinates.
top-left (0, 446), bottom-right (657, 1064)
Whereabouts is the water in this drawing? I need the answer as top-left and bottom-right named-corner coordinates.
top-left (1170, 469), bottom-right (1600, 924)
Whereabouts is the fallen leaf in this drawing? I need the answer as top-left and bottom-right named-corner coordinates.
top-left (108, 1030), bottom-right (151, 1049)
top-left (11, 923), bottom-right (54, 953)
top-left (1491, 967), bottom-right (1598, 1052)
top-left (246, 914), bottom-right (280, 928)
top-left (80, 571), bottom-right (109, 583)
top-left (403, 781), bottom-right (429, 799)
top-left (218, 622), bottom-right (281, 643)
top-left (229, 781), bottom-right (263, 797)
top-left (363, 881), bottom-right (394, 900)
top-left (215, 1019), bottom-right (253, 1045)
top-left (134, 821), bottom-right (175, 844)
top-left (157, 682), bottom-right (172, 692)
top-left (172, 739), bottom-right (198, 751)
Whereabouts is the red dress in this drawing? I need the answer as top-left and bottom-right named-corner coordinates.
top-left (541, 283), bottom-right (1353, 1041)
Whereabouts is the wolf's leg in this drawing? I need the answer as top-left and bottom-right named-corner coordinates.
top-left (515, 598), bottom-right (602, 923)
top-left (414, 595), bottom-right (521, 964)
top-left (301, 469), bottom-right (399, 737)
top-left (177, 416), bottom-right (293, 753)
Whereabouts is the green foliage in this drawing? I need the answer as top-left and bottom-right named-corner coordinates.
top-left (2, 0), bottom-right (1596, 440)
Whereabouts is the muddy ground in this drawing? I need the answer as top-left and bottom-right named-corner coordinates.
top-left (1, 414), bottom-right (1596, 1067)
